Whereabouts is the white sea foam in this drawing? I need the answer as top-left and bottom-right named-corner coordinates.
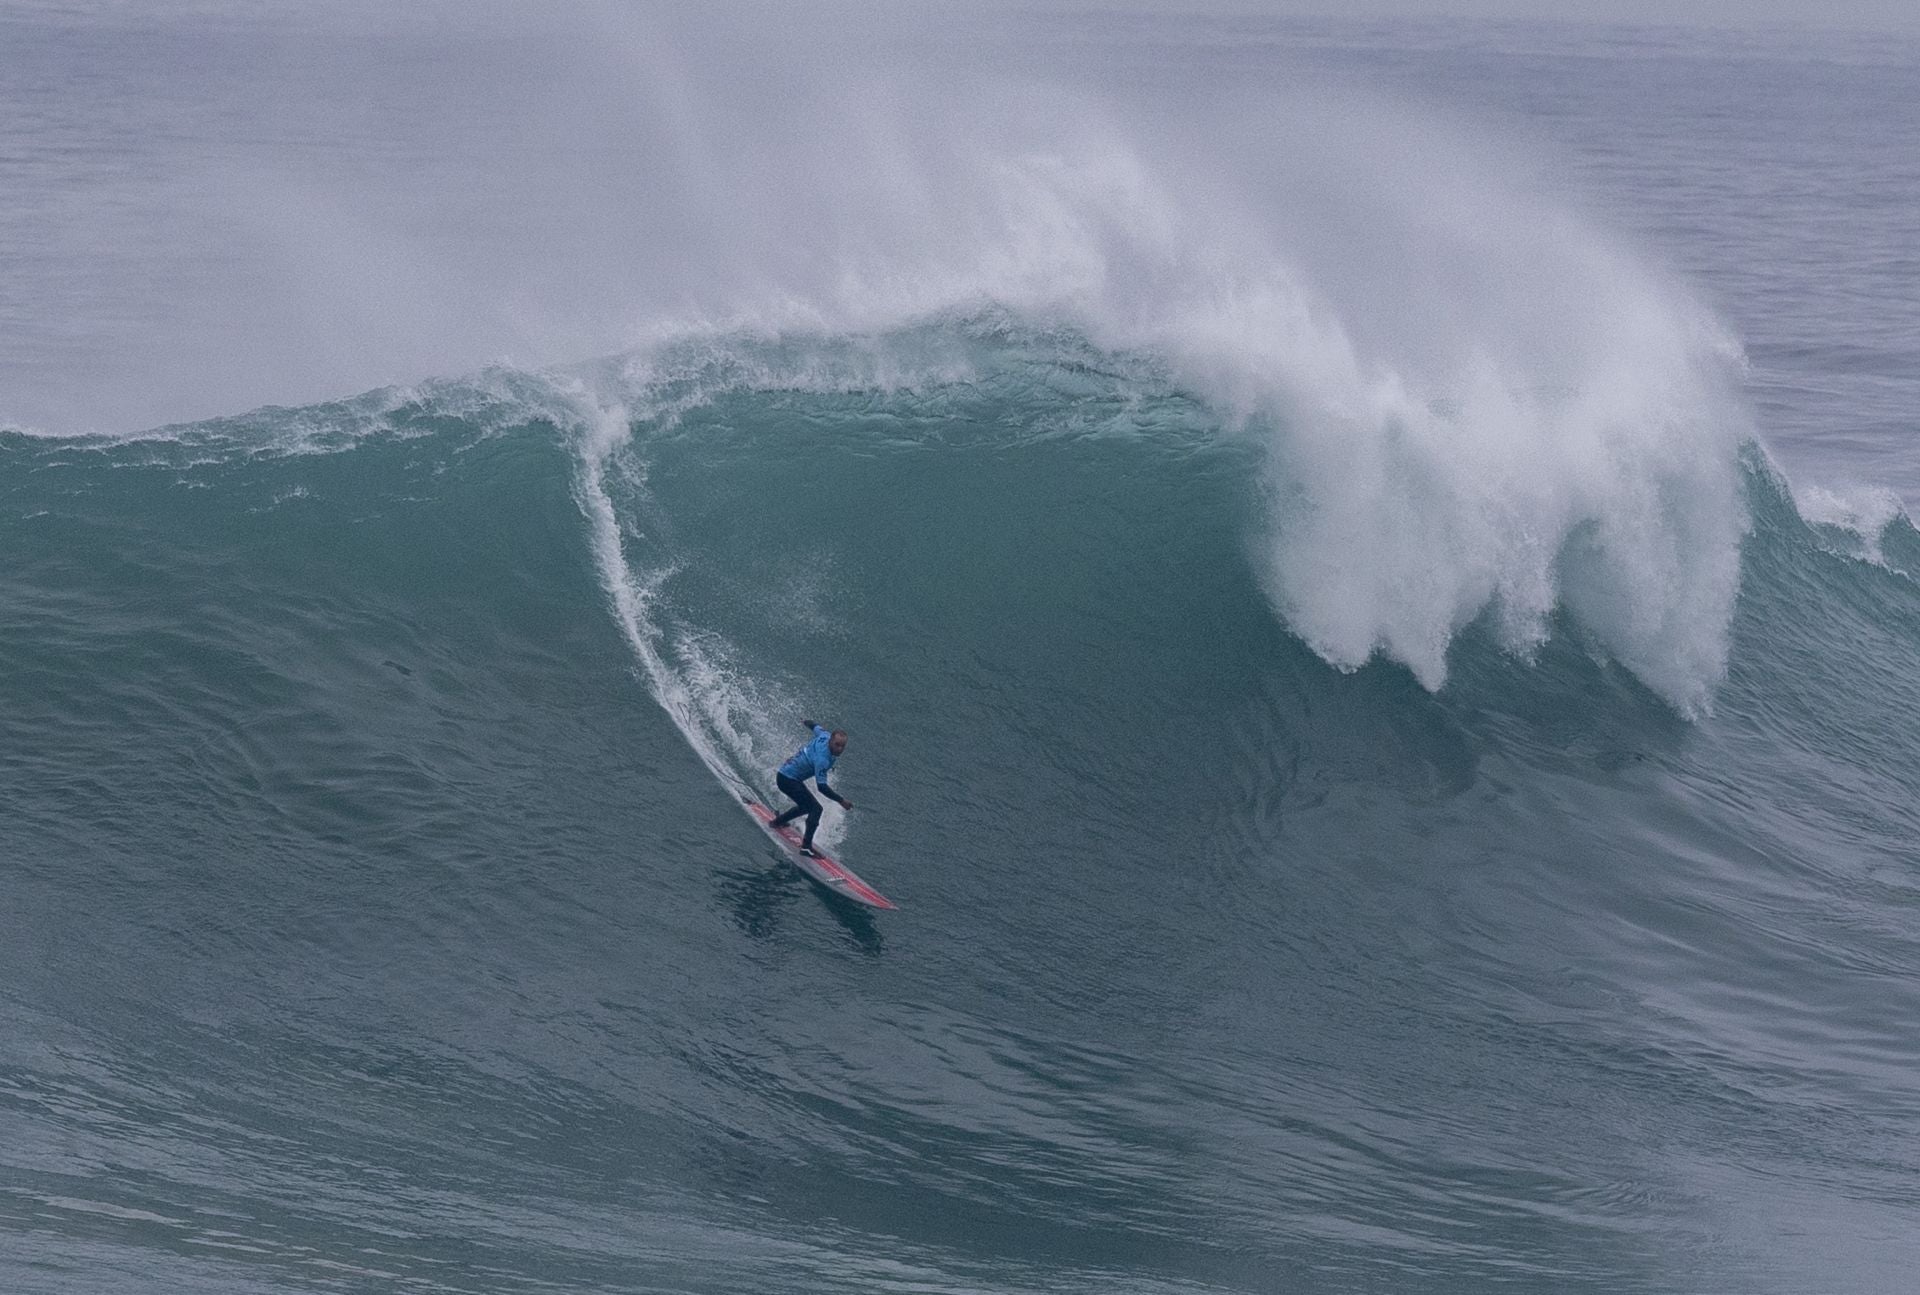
top-left (1793, 482), bottom-right (1909, 566)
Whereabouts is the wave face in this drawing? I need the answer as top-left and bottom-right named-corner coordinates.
top-left (4, 313), bottom-right (1920, 1293)
top-left (8, 6), bottom-right (1920, 1294)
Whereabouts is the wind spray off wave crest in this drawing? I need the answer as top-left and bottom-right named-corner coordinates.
top-left (568, 27), bottom-right (1758, 712)
top-left (917, 91), bottom-right (1752, 714)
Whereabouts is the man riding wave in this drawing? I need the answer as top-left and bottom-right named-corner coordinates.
top-left (769, 719), bottom-right (853, 855)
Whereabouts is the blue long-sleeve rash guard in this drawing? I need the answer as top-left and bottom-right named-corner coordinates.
top-left (779, 725), bottom-right (838, 793)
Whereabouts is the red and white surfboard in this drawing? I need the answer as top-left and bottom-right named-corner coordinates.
top-left (744, 800), bottom-right (897, 910)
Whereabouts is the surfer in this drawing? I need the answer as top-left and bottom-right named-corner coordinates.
top-left (769, 719), bottom-right (852, 855)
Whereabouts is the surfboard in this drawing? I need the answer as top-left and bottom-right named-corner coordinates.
top-left (744, 800), bottom-right (896, 910)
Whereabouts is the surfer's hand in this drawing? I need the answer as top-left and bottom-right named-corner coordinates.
top-left (840, 799), bottom-right (854, 810)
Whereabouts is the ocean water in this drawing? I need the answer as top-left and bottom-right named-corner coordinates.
top-left (3, 6), bottom-right (1919, 1293)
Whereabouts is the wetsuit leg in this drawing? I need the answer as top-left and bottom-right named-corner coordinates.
top-left (770, 772), bottom-right (822, 844)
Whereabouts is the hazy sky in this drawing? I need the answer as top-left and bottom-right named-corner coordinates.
top-left (15, 0), bottom-right (1920, 33)
top-left (1071, 0), bottom-right (1920, 29)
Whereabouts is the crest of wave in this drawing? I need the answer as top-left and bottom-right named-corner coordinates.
top-left (581, 12), bottom-right (1756, 713)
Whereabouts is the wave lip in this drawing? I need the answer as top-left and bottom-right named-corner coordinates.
top-left (1014, 101), bottom-right (1762, 716)
top-left (571, 68), bottom-right (1763, 714)
top-left (1239, 299), bottom-right (1752, 717)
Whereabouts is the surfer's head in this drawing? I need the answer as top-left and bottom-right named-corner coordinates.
top-left (829, 730), bottom-right (848, 756)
